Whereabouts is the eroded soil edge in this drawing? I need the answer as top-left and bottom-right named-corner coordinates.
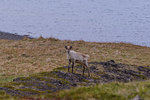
top-left (0, 60), bottom-right (150, 97)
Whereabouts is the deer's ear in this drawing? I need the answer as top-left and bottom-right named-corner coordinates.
top-left (70, 46), bottom-right (72, 49)
top-left (65, 46), bottom-right (67, 49)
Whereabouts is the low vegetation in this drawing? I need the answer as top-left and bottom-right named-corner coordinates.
top-left (55, 80), bottom-right (150, 100)
top-left (0, 37), bottom-right (150, 99)
top-left (1, 80), bottom-right (150, 100)
top-left (0, 37), bottom-right (150, 77)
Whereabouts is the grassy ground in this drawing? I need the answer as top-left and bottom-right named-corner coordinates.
top-left (0, 37), bottom-right (150, 78)
top-left (1, 80), bottom-right (150, 100)
top-left (0, 37), bottom-right (150, 99)
top-left (53, 80), bottom-right (150, 100)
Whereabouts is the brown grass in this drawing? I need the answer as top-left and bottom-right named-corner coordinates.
top-left (0, 38), bottom-right (150, 77)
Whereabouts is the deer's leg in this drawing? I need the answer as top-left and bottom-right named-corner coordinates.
top-left (72, 61), bottom-right (75, 73)
top-left (85, 61), bottom-right (90, 77)
top-left (68, 59), bottom-right (71, 72)
top-left (83, 65), bottom-right (85, 76)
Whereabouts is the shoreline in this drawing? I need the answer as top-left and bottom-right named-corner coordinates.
top-left (0, 31), bottom-right (149, 48)
top-left (0, 31), bottom-right (32, 40)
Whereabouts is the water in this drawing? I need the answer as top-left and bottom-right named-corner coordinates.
top-left (0, 0), bottom-right (150, 46)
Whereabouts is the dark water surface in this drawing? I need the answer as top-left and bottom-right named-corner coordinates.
top-left (0, 0), bottom-right (150, 46)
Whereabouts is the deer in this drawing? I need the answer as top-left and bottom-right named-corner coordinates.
top-left (65, 46), bottom-right (90, 77)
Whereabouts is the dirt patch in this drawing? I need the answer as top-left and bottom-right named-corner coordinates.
top-left (0, 60), bottom-right (150, 97)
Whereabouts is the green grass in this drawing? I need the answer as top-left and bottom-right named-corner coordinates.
top-left (0, 75), bottom-right (18, 83)
top-left (52, 81), bottom-right (150, 100)
top-left (0, 90), bottom-right (18, 100)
